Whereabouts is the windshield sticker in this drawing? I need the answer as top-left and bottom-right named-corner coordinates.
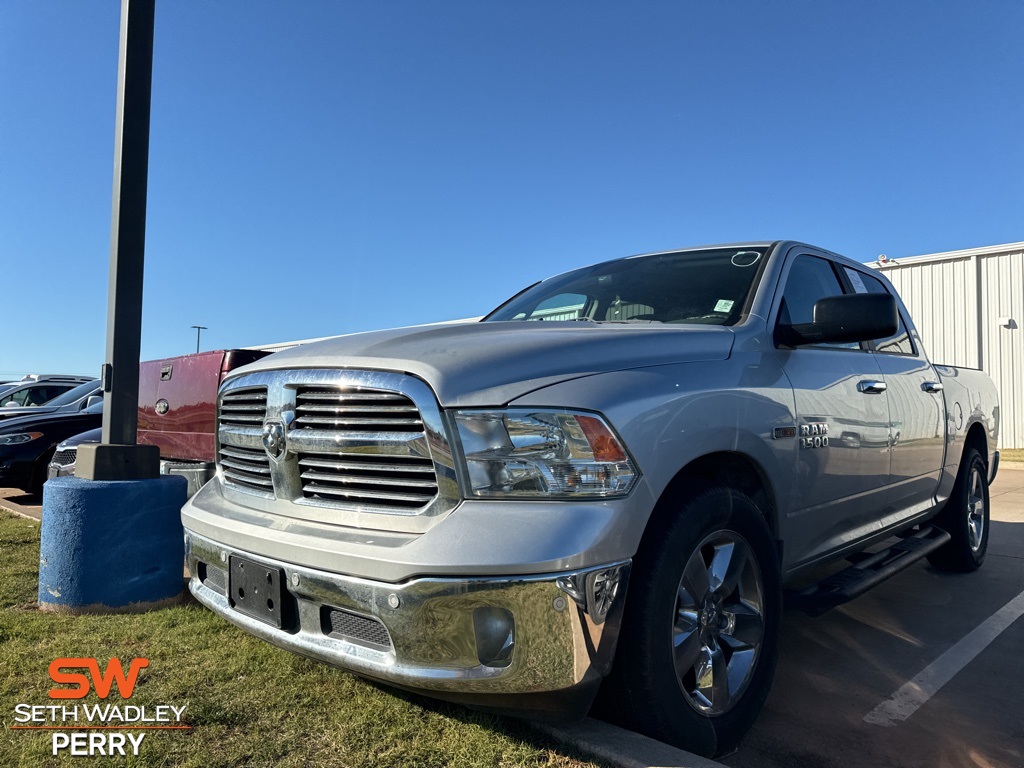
top-left (844, 267), bottom-right (868, 294)
top-left (731, 251), bottom-right (761, 267)
top-left (714, 299), bottom-right (735, 313)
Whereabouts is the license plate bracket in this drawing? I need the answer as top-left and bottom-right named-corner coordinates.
top-left (228, 555), bottom-right (291, 629)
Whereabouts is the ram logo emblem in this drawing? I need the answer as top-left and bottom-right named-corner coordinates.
top-left (262, 421), bottom-right (286, 460)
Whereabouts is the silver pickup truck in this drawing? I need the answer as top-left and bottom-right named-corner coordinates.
top-left (182, 241), bottom-right (999, 757)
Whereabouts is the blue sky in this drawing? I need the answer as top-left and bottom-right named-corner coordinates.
top-left (2, 1), bottom-right (1022, 378)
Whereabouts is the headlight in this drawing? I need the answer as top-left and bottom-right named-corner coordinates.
top-left (0, 432), bottom-right (43, 445)
top-left (452, 409), bottom-right (638, 499)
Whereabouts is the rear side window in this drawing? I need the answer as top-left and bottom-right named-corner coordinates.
top-left (844, 268), bottom-right (916, 355)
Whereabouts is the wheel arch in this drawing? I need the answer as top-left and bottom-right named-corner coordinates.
top-left (963, 420), bottom-right (988, 465)
top-left (641, 451), bottom-right (779, 550)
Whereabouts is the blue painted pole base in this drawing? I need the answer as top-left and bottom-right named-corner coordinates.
top-left (38, 475), bottom-right (188, 613)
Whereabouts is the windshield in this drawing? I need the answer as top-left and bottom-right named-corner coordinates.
top-left (42, 380), bottom-right (100, 407)
top-left (485, 247), bottom-right (769, 325)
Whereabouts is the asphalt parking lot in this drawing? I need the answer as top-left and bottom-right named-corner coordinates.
top-left (2, 470), bottom-right (1022, 768)
top-left (724, 466), bottom-right (1024, 768)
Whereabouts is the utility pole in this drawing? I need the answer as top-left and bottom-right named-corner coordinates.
top-left (77, 0), bottom-right (159, 480)
top-left (191, 325), bottom-right (207, 354)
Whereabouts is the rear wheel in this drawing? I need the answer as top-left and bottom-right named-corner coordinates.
top-left (605, 486), bottom-right (781, 757)
top-left (927, 447), bottom-right (989, 572)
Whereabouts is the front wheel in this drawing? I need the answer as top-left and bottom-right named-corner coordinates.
top-left (604, 486), bottom-right (781, 757)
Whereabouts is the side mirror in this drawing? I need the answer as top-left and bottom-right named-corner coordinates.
top-left (83, 395), bottom-right (103, 410)
top-left (779, 293), bottom-right (899, 347)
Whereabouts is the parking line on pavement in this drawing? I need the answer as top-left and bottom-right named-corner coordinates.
top-left (864, 588), bottom-right (1024, 727)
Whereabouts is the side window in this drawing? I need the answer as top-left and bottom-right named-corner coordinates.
top-left (845, 268), bottom-right (916, 355)
top-left (517, 292), bottom-right (589, 321)
top-left (779, 256), bottom-right (859, 349)
top-left (25, 385), bottom-right (59, 406)
top-left (1, 389), bottom-right (30, 407)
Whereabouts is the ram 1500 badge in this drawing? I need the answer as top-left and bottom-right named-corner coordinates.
top-left (182, 241), bottom-right (999, 757)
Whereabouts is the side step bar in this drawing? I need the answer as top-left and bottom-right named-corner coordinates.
top-left (787, 526), bottom-right (952, 617)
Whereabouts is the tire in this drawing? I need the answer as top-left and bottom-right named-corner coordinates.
top-left (24, 447), bottom-right (56, 497)
top-left (603, 486), bottom-right (781, 758)
top-left (927, 447), bottom-right (989, 572)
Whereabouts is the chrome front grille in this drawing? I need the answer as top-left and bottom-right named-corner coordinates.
top-left (298, 453), bottom-right (438, 509)
top-left (215, 369), bottom-right (459, 534)
top-left (219, 445), bottom-right (273, 494)
top-left (52, 449), bottom-right (78, 468)
top-left (219, 387), bottom-right (268, 427)
top-left (295, 387), bottom-right (423, 432)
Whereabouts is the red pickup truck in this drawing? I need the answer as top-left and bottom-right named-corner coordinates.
top-left (48, 349), bottom-right (270, 495)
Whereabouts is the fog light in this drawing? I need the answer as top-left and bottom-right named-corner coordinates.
top-left (473, 607), bottom-right (515, 668)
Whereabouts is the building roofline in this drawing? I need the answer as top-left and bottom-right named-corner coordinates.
top-left (869, 241), bottom-right (1024, 269)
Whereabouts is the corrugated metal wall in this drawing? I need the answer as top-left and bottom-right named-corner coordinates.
top-left (874, 246), bottom-right (1024, 448)
top-left (881, 257), bottom-right (980, 368)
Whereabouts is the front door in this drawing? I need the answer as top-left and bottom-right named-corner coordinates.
top-left (771, 252), bottom-right (892, 569)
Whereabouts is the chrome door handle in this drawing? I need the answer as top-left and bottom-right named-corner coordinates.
top-left (922, 381), bottom-right (944, 393)
top-left (858, 380), bottom-right (887, 394)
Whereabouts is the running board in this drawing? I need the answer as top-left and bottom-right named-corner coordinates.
top-left (787, 526), bottom-right (951, 617)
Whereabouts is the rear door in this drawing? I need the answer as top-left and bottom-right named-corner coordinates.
top-left (846, 266), bottom-right (945, 513)
top-left (771, 250), bottom-right (892, 568)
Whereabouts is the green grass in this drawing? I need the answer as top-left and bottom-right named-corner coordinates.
top-left (1000, 448), bottom-right (1024, 463)
top-left (0, 512), bottom-right (605, 768)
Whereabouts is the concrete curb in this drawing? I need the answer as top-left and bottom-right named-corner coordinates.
top-left (0, 491), bottom-right (42, 522)
top-left (533, 718), bottom-right (728, 768)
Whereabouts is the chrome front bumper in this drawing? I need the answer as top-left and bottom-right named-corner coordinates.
top-left (185, 529), bottom-right (629, 714)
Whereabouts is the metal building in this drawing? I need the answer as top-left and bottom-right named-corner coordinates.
top-left (869, 242), bottom-right (1023, 449)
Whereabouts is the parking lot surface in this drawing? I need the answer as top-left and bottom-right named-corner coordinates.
top-left (1, 470), bottom-right (1021, 768)
top-left (723, 467), bottom-right (1024, 768)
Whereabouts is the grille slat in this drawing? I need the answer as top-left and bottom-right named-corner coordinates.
top-left (299, 469), bottom-right (437, 489)
top-left (218, 413), bottom-right (264, 423)
top-left (294, 387), bottom-right (424, 433)
top-left (293, 416), bottom-right (423, 428)
top-left (298, 456), bottom-right (435, 474)
top-left (301, 392), bottom-right (407, 402)
top-left (221, 457), bottom-right (272, 475)
top-left (301, 482), bottom-right (436, 505)
top-left (220, 445), bottom-right (266, 461)
top-left (219, 387), bottom-right (268, 428)
top-left (296, 404), bottom-right (420, 415)
top-left (223, 469), bottom-right (273, 489)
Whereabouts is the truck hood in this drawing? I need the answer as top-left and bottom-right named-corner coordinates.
top-left (231, 321), bottom-right (734, 407)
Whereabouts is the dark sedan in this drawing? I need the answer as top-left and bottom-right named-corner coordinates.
top-left (0, 399), bottom-right (103, 495)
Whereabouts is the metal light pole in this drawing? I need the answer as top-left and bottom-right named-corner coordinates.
top-left (191, 325), bottom-right (207, 354)
top-left (77, 0), bottom-right (159, 481)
